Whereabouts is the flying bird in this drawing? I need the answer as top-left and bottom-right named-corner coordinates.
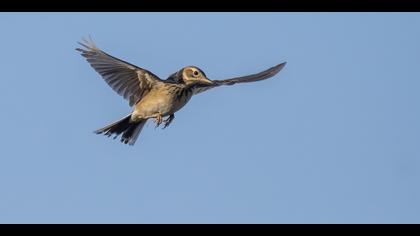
top-left (76, 38), bottom-right (286, 145)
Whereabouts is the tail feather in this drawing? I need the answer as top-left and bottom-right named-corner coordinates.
top-left (95, 114), bottom-right (147, 145)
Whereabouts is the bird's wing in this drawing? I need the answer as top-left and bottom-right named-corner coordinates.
top-left (76, 37), bottom-right (163, 107)
top-left (192, 62), bottom-right (287, 95)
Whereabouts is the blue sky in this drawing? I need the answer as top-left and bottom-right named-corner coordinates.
top-left (0, 13), bottom-right (419, 223)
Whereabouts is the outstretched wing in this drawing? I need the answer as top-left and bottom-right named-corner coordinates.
top-left (76, 37), bottom-right (163, 106)
top-left (192, 62), bottom-right (287, 94)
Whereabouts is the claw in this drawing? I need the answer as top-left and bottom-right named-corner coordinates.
top-left (163, 114), bottom-right (175, 129)
top-left (154, 114), bottom-right (162, 128)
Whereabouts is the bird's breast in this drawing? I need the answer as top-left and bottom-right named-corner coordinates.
top-left (132, 85), bottom-right (192, 119)
top-left (172, 87), bottom-right (193, 112)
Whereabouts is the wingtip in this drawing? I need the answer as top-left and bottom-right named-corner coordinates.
top-left (278, 61), bottom-right (287, 69)
top-left (271, 62), bottom-right (287, 75)
top-left (76, 35), bottom-right (98, 51)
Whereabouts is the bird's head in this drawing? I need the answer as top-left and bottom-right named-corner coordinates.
top-left (178, 66), bottom-right (213, 85)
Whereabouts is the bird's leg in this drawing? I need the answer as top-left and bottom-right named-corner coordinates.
top-left (162, 114), bottom-right (175, 129)
top-left (154, 113), bottom-right (163, 128)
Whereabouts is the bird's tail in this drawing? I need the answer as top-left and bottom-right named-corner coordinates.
top-left (94, 114), bottom-right (147, 145)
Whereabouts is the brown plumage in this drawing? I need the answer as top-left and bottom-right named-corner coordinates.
top-left (76, 38), bottom-right (286, 145)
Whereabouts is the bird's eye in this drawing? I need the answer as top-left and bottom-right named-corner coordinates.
top-left (193, 71), bottom-right (199, 76)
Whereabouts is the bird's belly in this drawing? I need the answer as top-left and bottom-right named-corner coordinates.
top-left (133, 90), bottom-right (191, 119)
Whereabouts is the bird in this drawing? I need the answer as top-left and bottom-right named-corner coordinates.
top-left (76, 38), bottom-right (286, 145)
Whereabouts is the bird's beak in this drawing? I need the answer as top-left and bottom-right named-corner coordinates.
top-left (201, 77), bottom-right (214, 85)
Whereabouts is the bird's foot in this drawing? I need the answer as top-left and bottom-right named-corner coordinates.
top-left (162, 114), bottom-right (175, 129)
top-left (154, 114), bottom-right (163, 128)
